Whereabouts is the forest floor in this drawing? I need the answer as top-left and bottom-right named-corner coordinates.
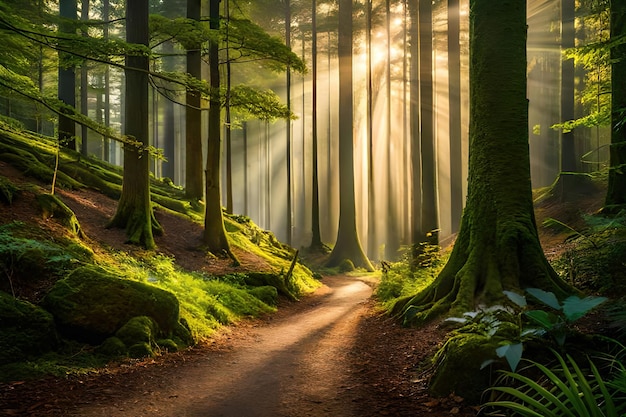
top-left (0, 161), bottom-right (604, 416)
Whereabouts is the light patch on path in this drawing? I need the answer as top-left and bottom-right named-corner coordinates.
top-left (72, 275), bottom-right (372, 417)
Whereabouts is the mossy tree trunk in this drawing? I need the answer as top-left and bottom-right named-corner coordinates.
top-left (605, 0), bottom-right (626, 210)
top-left (396, 0), bottom-right (571, 325)
top-left (326, 0), bottom-right (374, 272)
top-left (203, 0), bottom-right (238, 264)
top-left (108, 0), bottom-right (162, 249)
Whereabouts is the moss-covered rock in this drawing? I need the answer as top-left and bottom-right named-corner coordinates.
top-left (428, 332), bottom-right (498, 402)
top-left (244, 272), bottom-right (297, 300)
top-left (0, 291), bottom-right (58, 365)
top-left (43, 266), bottom-right (181, 344)
top-left (97, 336), bottom-right (127, 357)
top-left (115, 316), bottom-right (157, 346)
top-left (156, 338), bottom-right (179, 353)
top-left (128, 342), bottom-right (153, 358)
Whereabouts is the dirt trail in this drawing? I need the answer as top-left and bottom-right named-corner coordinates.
top-left (71, 275), bottom-right (372, 417)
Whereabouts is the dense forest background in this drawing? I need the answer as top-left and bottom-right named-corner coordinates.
top-left (1, 0), bottom-right (615, 261)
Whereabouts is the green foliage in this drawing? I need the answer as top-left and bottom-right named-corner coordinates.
top-left (482, 349), bottom-right (626, 417)
top-left (376, 245), bottom-right (446, 310)
top-left (550, 212), bottom-right (626, 294)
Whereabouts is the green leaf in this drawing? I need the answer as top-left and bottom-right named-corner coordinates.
top-left (504, 290), bottom-right (527, 307)
top-left (496, 343), bottom-right (523, 372)
top-left (562, 295), bottom-right (607, 322)
top-left (525, 310), bottom-right (558, 329)
top-left (526, 288), bottom-right (562, 310)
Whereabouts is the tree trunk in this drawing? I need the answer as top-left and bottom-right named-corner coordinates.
top-left (605, 0), bottom-right (626, 210)
top-left (108, 0), bottom-right (162, 249)
top-left (366, 0), bottom-right (376, 259)
top-left (80, 0), bottom-right (89, 157)
top-left (284, 0), bottom-right (293, 245)
top-left (203, 0), bottom-right (238, 263)
top-left (58, 0), bottom-right (77, 151)
top-left (309, 0), bottom-right (324, 251)
top-left (418, 0), bottom-right (439, 246)
top-left (448, 0), bottom-right (463, 234)
top-left (326, 0), bottom-right (373, 272)
top-left (395, 0), bottom-right (571, 324)
top-left (185, 0), bottom-right (204, 201)
top-left (559, 0), bottom-right (578, 198)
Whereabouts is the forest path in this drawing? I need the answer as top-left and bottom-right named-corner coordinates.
top-left (71, 275), bottom-right (372, 417)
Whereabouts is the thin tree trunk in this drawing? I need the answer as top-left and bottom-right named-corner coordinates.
top-left (605, 0), bottom-right (626, 209)
top-left (419, 0), bottom-right (439, 246)
top-left (285, 0), bottom-right (293, 245)
top-left (448, 0), bottom-right (463, 234)
top-left (58, 0), bottom-right (77, 151)
top-left (310, 0), bottom-right (323, 250)
top-left (366, 0), bottom-right (376, 258)
top-left (80, 0), bottom-right (89, 157)
top-left (185, 0), bottom-right (204, 201)
top-left (560, 0), bottom-right (577, 197)
top-left (203, 0), bottom-right (237, 263)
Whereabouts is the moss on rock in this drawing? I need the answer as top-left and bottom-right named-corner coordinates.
top-left (0, 291), bottom-right (58, 365)
top-left (115, 316), bottom-right (157, 347)
top-left (43, 266), bottom-right (181, 344)
top-left (128, 342), bottom-right (153, 358)
top-left (428, 332), bottom-right (498, 402)
top-left (97, 336), bottom-right (127, 357)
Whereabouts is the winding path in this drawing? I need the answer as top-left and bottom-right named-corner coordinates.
top-left (72, 275), bottom-right (372, 417)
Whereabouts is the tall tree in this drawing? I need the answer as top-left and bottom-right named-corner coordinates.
top-left (560, 0), bottom-right (577, 196)
top-left (58, 0), bottom-right (77, 151)
top-left (448, 0), bottom-right (463, 234)
top-left (309, 0), bottom-right (324, 251)
top-left (285, 0), bottom-right (293, 245)
top-left (418, 0), bottom-right (439, 246)
top-left (395, 0), bottom-right (571, 324)
top-left (79, 0), bottom-right (89, 157)
top-left (326, 0), bottom-right (373, 271)
top-left (605, 0), bottom-right (626, 210)
top-left (108, 0), bottom-right (162, 248)
top-left (203, 0), bottom-right (237, 262)
top-left (185, 0), bottom-right (204, 201)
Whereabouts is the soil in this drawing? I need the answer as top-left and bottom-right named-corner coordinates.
top-left (0, 160), bottom-right (602, 417)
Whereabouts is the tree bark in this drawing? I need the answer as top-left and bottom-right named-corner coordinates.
top-left (309, 0), bottom-right (324, 251)
top-left (203, 0), bottom-right (238, 263)
top-left (396, 0), bottom-right (571, 324)
top-left (58, 0), bottom-right (77, 151)
top-left (448, 0), bottom-right (463, 234)
top-left (326, 0), bottom-right (373, 271)
top-left (108, 0), bottom-right (162, 249)
top-left (185, 0), bottom-right (204, 201)
top-left (605, 0), bottom-right (626, 210)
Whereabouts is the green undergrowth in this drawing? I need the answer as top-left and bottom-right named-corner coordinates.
top-left (375, 244), bottom-right (448, 312)
top-left (0, 123), bottom-right (321, 381)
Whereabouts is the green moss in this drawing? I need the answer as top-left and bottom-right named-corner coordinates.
top-left (115, 316), bottom-right (157, 346)
top-left (338, 259), bottom-right (356, 273)
top-left (156, 338), bottom-right (179, 353)
top-left (429, 332), bottom-right (498, 402)
top-left (0, 291), bottom-right (58, 365)
top-left (43, 266), bottom-right (181, 343)
top-left (249, 286), bottom-right (278, 306)
top-left (96, 336), bottom-right (127, 357)
top-left (36, 193), bottom-right (84, 237)
top-left (0, 175), bottom-right (19, 204)
top-left (127, 342), bottom-right (153, 358)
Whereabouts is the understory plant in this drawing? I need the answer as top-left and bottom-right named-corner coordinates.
top-left (481, 347), bottom-right (626, 417)
top-left (446, 288), bottom-right (607, 372)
